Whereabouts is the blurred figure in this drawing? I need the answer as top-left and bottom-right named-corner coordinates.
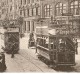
top-left (1, 52), bottom-right (6, 71)
top-left (28, 32), bottom-right (35, 48)
top-left (11, 41), bottom-right (16, 58)
top-left (0, 52), bottom-right (6, 72)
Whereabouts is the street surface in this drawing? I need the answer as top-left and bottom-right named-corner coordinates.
top-left (0, 33), bottom-right (56, 72)
top-left (0, 32), bottom-right (80, 72)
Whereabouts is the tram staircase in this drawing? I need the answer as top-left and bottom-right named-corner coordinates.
top-left (65, 37), bottom-right (75, 51)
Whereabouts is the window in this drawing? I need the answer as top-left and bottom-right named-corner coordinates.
top-left (10, 0), bottom-right (12, 2)
top-left (29, 9), bottom-right (33, 16)
top-left (21, 0), bottom-right (22, 5)
top-left (27, 9), bottom-right (29, 16)
top-left (10, 6), bottom-right (12, 12)
top-left (20, 10), bottom-right (22, 15)
top-left (44, 5), bottom-right (52, 17)
top-left (31, 9), bottom-right (33, 16)
top-left (31, 0), bottom-right (34, 3)
top-left (2, 9), bottom-right (5, 14)
top-left (70, 0), bottom-right (80, 15)
top-left (32, 21), bottom-right (34, 31)
top-left (24, 21), bottom-right (26, 31)
top-left (36, 7), bottom-right (40, 15)
top-left (55, 3), bottom-right (66, 16)
top-left (24, 10), bottom-right (26, 17)
top-left (24, 0), bottom-right (26, 4)
top-left (27, 21), bottom-right (30, 31)
top-left (27, 0), bottom-right (30, 4)
top-left (33, 8), bottom-right (36, 16)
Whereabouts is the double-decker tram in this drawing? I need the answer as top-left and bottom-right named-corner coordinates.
top-left (4, 24), bottom-right (20, 53)
top-left (35, 23), bottom-right (77, 68)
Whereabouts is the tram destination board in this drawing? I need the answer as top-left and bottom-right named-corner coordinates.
top-left (50, 24), bottom-right (78, 36)
top-left (6, 27), bottom-right (19, 32)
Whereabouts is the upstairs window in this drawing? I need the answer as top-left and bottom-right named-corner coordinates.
top-left (70, 0), bottom-right (80, 15)
top-left (55, 3), bottom-right (66, 16)
top-left (36, 7), bottom-right (40, 16)
top-left (44, 4), bottom-right (52, 17)
top-left (24, 0), bottom-right (26, 4)
top-left (27, 0), bottom-right (30, 4)
top-left (33, 8), bottom-right (37, 16)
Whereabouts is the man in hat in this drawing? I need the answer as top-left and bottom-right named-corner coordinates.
top-left (11, 41), bottom-right (16, 58)
top-left (0, 52), bottom-right (6, 71)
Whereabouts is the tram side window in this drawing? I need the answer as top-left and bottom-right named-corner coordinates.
top-left (59, 39), bottom-right (65, 49)
top-left (37, 38), bottom-right (39, 45)
top-left (54, 44), bottom-right (56, 49)
top-left (51, 43), bottom-right (56, 49)
top-left (43, 39), bottom-right (46, 47)
top-left (45, 38), bottom-right (49, 48)
top-left (39, 39), bottom-right (43, 46)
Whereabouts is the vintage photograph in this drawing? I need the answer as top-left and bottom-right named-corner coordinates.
top-left (0, 0), bottom-right (80, 72)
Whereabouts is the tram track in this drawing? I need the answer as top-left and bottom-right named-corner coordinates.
top-left (10, 51), bottom-right (44, 72)
top-left (11, 57), bottom-right (26, 72)
top-left (5, 54), bottom-right (25, 72)
top-left (17, 53), bottom-right (44, 72)
top-left (18, 49), bottom-right (77, 72)
top-left (17, 48), bottom-right (55, 72)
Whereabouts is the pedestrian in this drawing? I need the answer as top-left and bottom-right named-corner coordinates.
top-left (11, 41), bottom-right (16, 58)
top-left (75, 39), bottom-right (78, 54)
top-left (29, 32), bottom-right (35, 47)
top-left (1, 52), bottom-right (7, 71)
top-left (0, 57), bottom-right (3, 72)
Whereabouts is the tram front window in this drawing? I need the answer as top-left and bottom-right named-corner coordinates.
top-left (59, 39), bottom-right (65, 51)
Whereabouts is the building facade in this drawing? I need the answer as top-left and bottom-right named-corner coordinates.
top-left (18, 0), bottom-right (42, 33)
top-left (0, 0), bottom-right (80, 36)
top-left (36, 0), bottom-right (80, 36)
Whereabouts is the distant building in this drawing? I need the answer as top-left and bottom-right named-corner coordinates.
top-left (1, 0), bottom-right (80, 37)
top-left (18, 0), bottom-right (41, 33)
top-left (35, 0), bottom-right (80, 37)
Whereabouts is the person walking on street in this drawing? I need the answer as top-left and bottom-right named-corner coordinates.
top-left (1, 52), bottom-right (7, 71)
top-left (11, 41), bottom-right (16, 58)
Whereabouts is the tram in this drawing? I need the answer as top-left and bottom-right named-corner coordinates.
top-left (35, 23), bottom-right (77, 68)
top-left (4, 24), bottom-right (20, 53)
